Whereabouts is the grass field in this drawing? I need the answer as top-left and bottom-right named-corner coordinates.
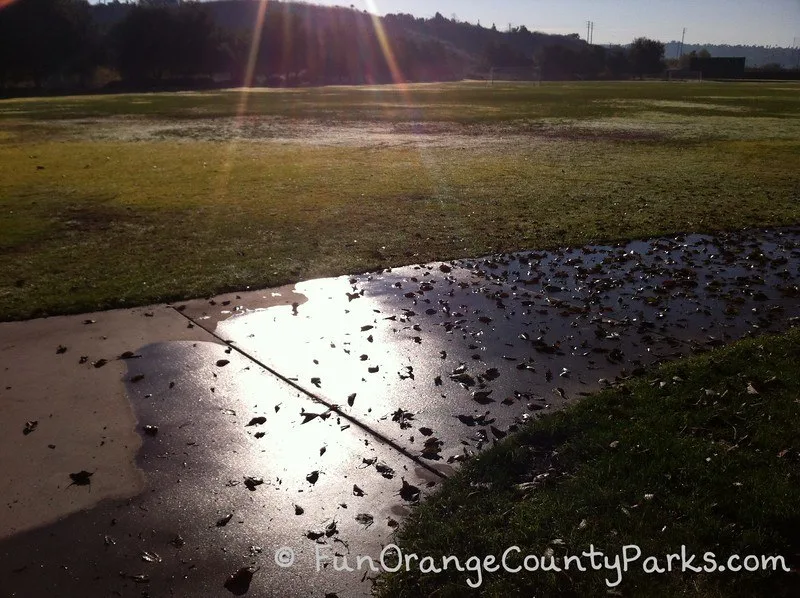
top-left (376, 328), bottom-right (800, 598)
top-left (1, 81), bottom-right (799, 320)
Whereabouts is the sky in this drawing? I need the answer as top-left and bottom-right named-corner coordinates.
top-left (310, 0), bottom-right (800, 47)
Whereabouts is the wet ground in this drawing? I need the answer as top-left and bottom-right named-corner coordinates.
top-left (1, 227), bottom-right (799, 597)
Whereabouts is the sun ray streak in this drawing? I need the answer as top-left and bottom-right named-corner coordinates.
top-left (214, 0), bottom-right (270, 204)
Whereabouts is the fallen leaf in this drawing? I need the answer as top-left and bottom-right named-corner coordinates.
top-left (216, 513), bottom-right (234, 527)
top-left (68, 470), bottom-right (93, 487)
top-left (355, 513), bottom-right (374, 528)
top-left (224, 566), bottom-right (257, 595)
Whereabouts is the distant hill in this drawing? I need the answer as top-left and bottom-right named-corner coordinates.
top-left (662, 42), bottom-right (799, 69)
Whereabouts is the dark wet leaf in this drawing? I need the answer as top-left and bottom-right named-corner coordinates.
top-left (56, 345), bottom-right (67, 354)
top-left (130, 374), bottom-right (145, 383)
top-left (483, 368), bottom-right (500, 381)
top-left (142, 425), bottom-right (159, 437)
top-left (375, 462), bottom-right (395, 479)
top-left (216, 359), bottom-right (230, 367)
top-left (295, 504), bottom-right (304, 515)
top-left (434, 375), bottom-right (442, 386)
top-left (439, 264), bottom-right (451, 273)
top-left (306, 530), bottom-right (324, 540)
top-left (399, 479), bottom-right (421, 503)
top-left (79, 356), bottom-right (88, 364)
top-left (325, 520), bottom-right (339, 537)
top-left (118, 351), bottom-right (140, 360)
top-left (216, 513), bottom-right (234, 527)
top-left (301, 411), bottom-right (322, 424)
top-left (68, 470), bottom-right (93, 486)
top-left (23, 420), bottom-right (38, 436)
top-left (254, 431), bottom-right (265, 439)
top-left (490, 425), bottom-right (507, 439)
top-left (418, 427), bottom-right (433, 436)
top-left (140, 550), bottom-right (162, 563)
top-left (120, 573), bottom-right (150, 584)
top-left (368, 366), bottom-right (379, 373)
top-left (170, 535), bottom-right (185, 548)
top-left (361, 325), bottom-right (374, 332)
top-left (355, 513), bottom-right (374, 528)
top-left (306, 470), bottom-right (320, 485)
top-left (387, 518), bottom-right (399, 528)
top-left (347, 393), bottom-right (356, 407)
top-left (353, 484), bottom-right (365, 497)
top-left (245, 417), bottom-right (266, 427)
top-left (391, 408), bottom-right (415, 429)
top-left (93, 359), bottom-right (108, 368)
top-left (310, 377), bottom-right (322, 388)
top-left (320, 446), bottom-right (327, 456)
top-left (244, 477), bottom-right (264, 491)
top-left (83, 319), bottom-right (96, 325)
top-left (472, 390), bottom-right (495, 404)
top-left (224, 566), bottom-right (257, 595)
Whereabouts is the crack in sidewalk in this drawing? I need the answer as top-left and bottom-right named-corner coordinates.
top-left (169, 305), bottom-right (449, 480)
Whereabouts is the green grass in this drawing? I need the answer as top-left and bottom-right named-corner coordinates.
top-left (375, 328), bottom-right (800, 598)
top-left (1, 81), bottom-right (799, 320)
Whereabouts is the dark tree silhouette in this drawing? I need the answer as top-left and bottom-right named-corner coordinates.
top-left (0, 0), bottom-right (97, 88)
top-left (629, 37), bottom-right (666, 78)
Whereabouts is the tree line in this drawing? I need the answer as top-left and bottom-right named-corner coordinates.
top-left (0, 0), bottom-right (674, 92)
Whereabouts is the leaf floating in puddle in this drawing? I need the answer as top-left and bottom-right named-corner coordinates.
top-left (472, 390), bottom-right (494, 404)
top-left (399, 479), bottom-right (421, 503)
top-left (68, 470), bottom-right (93, 487)
top-left (118, 351), bottom-right (141, 360)
top-left (353, 484), bottom-right (365, 497)
top-left (375, 462), bottom-right (395, 479)
top-left (355, 513), bottom-right (374, 528)
top-left (301, 410), bottom-right (322, 424)
top-left (216, 513), bottom-right (234, 527)
top-left (142, 425), bottom-right (159, 437)
top-left (391, 408), bottom-right (415, 429)
top-left (325, 520), bottom-right (338, 537)
top-left (483, 368), bottom-right (500, 381)
top-left (224, 566), bottom-right (257, 596)
top-left (170, 535), bottom-right (185, 548)
top-left (140, 550), bottom-right (162, 563)
top-left (216, 359), bottom-right (230, 367)
top-left (306, 470), bottom-right (320, 485)
top-left (246, 417), bottom-right (266, 427)
top-left (244, 477), bottom-right (264, 491)
top-left (23, 420), bottom-right (38, 436)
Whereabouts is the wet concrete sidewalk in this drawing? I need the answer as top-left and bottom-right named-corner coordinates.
top-left (1, 227), bottom-right (798, 597)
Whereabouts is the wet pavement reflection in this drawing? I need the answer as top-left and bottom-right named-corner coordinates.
top-left (1, 227), bottom-right (798, 597)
